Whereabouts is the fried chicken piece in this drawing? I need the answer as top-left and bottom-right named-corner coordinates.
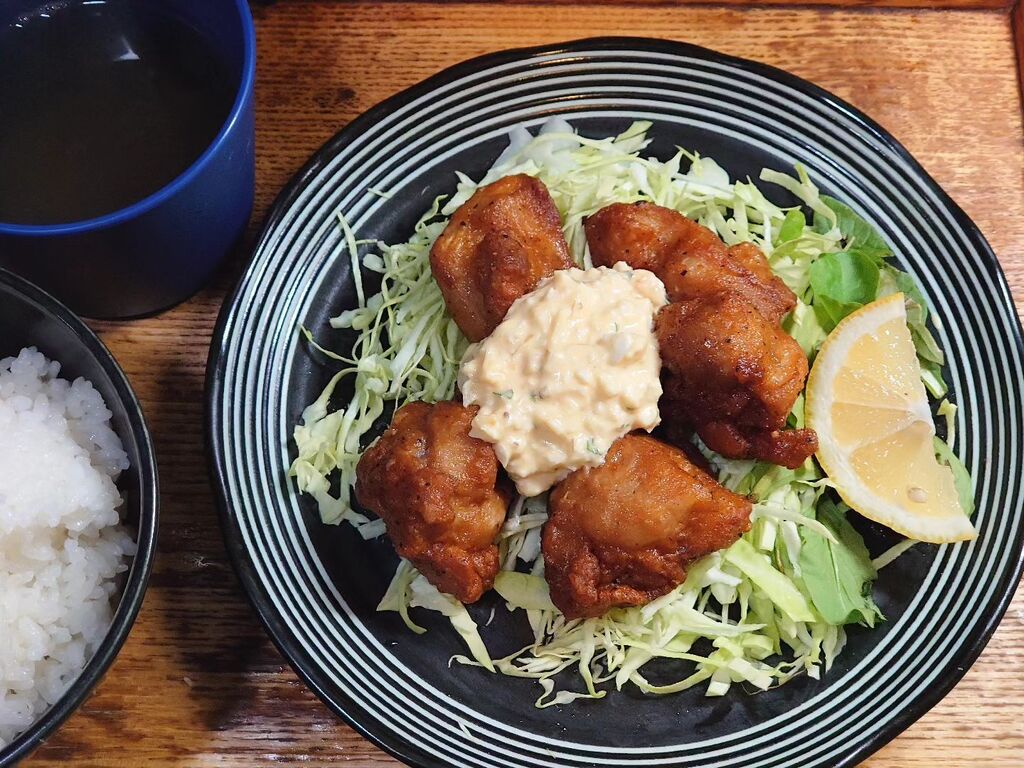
top-left (656, 297), bottom-right (817, 469)
top-left (586, 201), bottom-right (814, 467)
top-left (543, 435), bottom-right (752, 619)
top-left (728, 241), bottom-right (788, 300)
top-left (694, 420), bottom-right (818, 470)
top-left (585, 202), bottom-right (795, 323)
top-left (355, 401), bottom-right (510, 603)
top-left (429, 174), bottom-right (573, 342)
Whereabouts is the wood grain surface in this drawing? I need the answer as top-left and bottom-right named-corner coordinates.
top-left (23, 2), bottom-right (1024, 766)
top-left (1015, 0), bottom-right (1024, 96)
top-left (377, 0), bottom-right (1016, 9)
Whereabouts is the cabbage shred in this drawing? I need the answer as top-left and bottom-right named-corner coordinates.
top-left (291, 120), bottom-right (957, 703)
top-left (290, 197), bottom-right (467, 534)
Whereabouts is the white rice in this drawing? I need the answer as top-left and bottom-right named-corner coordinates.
top-left (0, 348), bottom-right (135, 747)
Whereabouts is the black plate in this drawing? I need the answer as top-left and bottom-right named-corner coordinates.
top-left (0, 269), bottom-right (158, 766)
top-left (207, 38), bottom-right (1024, 768)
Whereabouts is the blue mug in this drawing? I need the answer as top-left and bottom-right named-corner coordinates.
top-left (0, 0), bottom-right (256, 319)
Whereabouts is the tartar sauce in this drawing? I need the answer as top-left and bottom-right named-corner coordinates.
top-left (458, 262), bottom-right (667, 496)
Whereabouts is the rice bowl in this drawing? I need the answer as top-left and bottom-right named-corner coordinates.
top-left (0, 348), bottom-right (136, 746)
top-left (0, 268), bottom-right (157, 766)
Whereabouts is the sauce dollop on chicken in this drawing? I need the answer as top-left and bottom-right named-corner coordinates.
top-left (458, 263), bottom-right (666, 496)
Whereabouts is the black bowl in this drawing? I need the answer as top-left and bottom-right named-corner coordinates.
top-left (0, 269), bottom-right (159, 765)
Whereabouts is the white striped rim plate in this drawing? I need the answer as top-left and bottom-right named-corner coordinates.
top-left (206, 38), bottom-right (1024, 768)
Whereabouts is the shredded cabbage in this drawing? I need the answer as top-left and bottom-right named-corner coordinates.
top-left (293, 120), bottom-right (959, 704)
top-left (290, 197), bottom-right (467, 531)
top-left (426, 493), bottom-right (848, 702)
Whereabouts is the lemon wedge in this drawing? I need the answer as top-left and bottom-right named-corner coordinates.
top-left (805, 293), bottom-right (975, 543)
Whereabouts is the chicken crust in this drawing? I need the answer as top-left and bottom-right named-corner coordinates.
top-left (543, 435), bottom-right (752, 619)
top-left (585, 201), bottom-right (816, 468)
top-left (430, 174), bottom-right (573, 342)
top-left (355, 401), bottom-right (510, 603)
top-left (585, 202), bottom-right (796, 323)
top-left (657, 296), bottom-right (817, 469)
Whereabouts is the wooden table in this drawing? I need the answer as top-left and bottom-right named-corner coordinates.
top-left (25, 1), bottom-right (1024, 766)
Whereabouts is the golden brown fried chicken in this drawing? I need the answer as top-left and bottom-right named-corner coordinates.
top-left (728, 241), bottom-right (790, 302)
top-left (355, 401), bottom-right (510, 603)
top-left (657, 297), bottom-right (817, 469)
top-left (694, 419), bottom-right (818, 470)
top-left (429, 174), bottom-right (573, 342)
top-left (543, 435), bottom-right (752, 619)
top-left (585, 202), bottom-right (795, 323)
top-left (585, 201), bottom-right (815, 467)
